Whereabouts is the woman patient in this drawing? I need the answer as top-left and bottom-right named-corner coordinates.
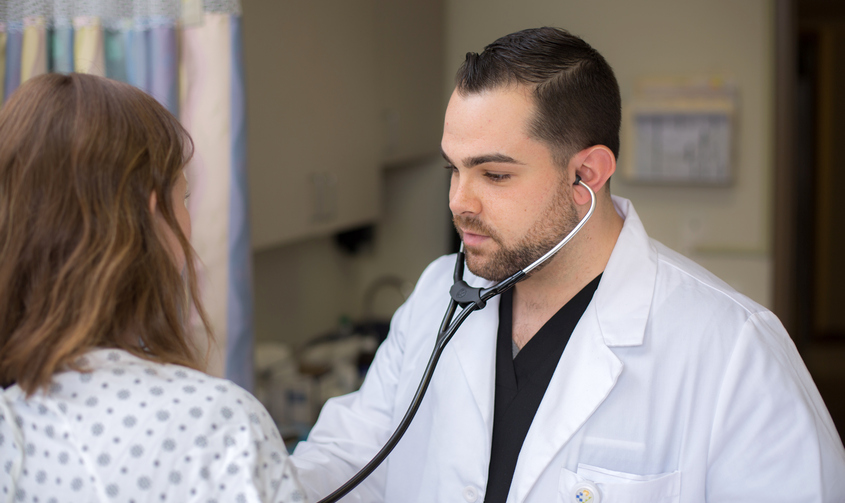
top-left (0, 73), bottom-right (304, 502)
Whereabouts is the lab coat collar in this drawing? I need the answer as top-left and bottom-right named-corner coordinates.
top-left (450, 272), bottom-right (499, 436)
top-left (510, 302), bottom-right (623, 502)
top-left (510, 196), bottom-right (658, 501)
top-left (594, 196), bottom-right (658, 347)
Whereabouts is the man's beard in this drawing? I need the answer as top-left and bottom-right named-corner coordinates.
top-left (453, 181), bottom-right (580, 282)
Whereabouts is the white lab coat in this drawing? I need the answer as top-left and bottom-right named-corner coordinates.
top-left (292, 197), bottom-right (845, 503)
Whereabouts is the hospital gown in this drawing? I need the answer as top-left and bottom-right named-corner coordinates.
top-left (0, 349), bottom-right (305, 503)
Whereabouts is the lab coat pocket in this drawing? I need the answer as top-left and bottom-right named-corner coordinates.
top-left (559, 463), bottom-right (680, 503)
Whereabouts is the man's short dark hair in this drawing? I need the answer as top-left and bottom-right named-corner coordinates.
top-left (455, 27), bottom-right (621, 168)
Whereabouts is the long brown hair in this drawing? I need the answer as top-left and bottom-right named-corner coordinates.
top-left (0, 73), bottom-right (212, 394)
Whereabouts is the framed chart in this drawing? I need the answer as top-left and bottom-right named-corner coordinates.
top-left (623, 79), bottom-right (737, 186)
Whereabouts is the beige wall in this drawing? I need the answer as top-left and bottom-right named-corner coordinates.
top-left (445, 0), bottom-right (776, 307)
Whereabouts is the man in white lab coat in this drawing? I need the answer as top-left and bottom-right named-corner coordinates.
top-left (291, 27), bottom-right (845, 502)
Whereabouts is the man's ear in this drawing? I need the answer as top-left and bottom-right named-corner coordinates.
top-left (571, 145), bottom-right (616, 206)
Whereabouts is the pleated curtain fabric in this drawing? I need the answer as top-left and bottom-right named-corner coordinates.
top-left (0, 0), bottom-right (254, 391)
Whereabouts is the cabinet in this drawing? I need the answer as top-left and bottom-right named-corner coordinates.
top-left (243, 0), bottom-right (445, 249)
top-left (243, 0), bottom-right (381, 249)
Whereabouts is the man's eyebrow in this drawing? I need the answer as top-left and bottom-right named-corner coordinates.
top-left (440, 148), bottom-right (523, 168)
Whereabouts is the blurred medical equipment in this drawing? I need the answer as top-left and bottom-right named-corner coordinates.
top-left (255, 276), bottom-right (413, 449)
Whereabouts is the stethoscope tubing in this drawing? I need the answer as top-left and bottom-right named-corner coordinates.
top-left (522, 179), bottom-right (596, 275)
top-left (316, 179), bottom-right (596, 503)
top-left (316, 301), bottom-right (481, 503)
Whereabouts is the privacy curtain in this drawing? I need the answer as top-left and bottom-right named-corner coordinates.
top-left (0, 0), bottom-right (254, 390)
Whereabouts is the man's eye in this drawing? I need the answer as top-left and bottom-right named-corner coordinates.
top-left (443, 164), bottom-right (458, 173)
top-left (484, 172), bottom-right (510, 182)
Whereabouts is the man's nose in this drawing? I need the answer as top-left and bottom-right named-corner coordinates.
top-left (449, 176), bottom-right (481, 216)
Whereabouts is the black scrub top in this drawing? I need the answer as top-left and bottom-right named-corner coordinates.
top-left (483, 274), bottom-right (602, 503)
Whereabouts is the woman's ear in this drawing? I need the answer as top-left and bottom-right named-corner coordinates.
top-left (571, 145), bottom-right (616, 206)
top-left (149, 191), bottom-right (158, 215)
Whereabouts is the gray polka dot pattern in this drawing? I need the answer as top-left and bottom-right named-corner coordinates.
top-left (0, 348), bottom-right (306, 502)
top-left (168, 471), bottom-right (181, 484)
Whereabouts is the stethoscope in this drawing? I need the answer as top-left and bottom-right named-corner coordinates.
top-left (317, 177), bottom-right (596, 503)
